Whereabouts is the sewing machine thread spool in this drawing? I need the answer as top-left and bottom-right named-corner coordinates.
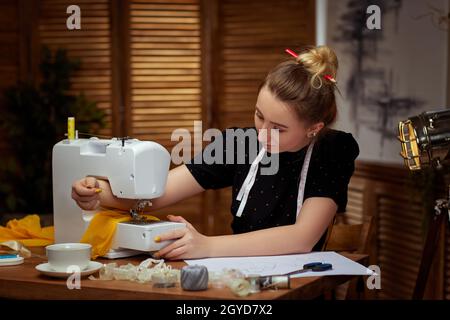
top-left (67, 117), bottom-right (75, 140)
top-left (180, 265), bottom-right (209, 291)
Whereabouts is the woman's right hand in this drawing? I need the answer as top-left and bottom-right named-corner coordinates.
top-left (71, 177), bottom-right (102, 211)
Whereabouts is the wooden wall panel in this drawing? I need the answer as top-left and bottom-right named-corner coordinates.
top-left (0, 1), bottom-right (19, 89)
top-left (216, 0), bottom-right (316, 130)
top-left (128, 0), bottom-right (203, 148)
top-left (375, 188), bottom-right (424, 299)
top-left (350, 162), bottom-right (445, 300)
top-left (38, 0), bottom-right (114, 136)
top-left (0, 0), bottom-right (19, 152)
top-left (344, 176), bottom-right (366, 224)
top-left (126, 0), bottom-right (205, 232)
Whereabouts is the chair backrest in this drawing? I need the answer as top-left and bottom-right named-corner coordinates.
top-left (322, 215), bottom-right (374, 300)
top-left (324, 215), bottom-right (374, 254)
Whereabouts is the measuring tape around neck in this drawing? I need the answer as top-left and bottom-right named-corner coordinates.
top-left (235, 141), bottom-right (315, 218)
top-left (296, 141), bottom-right (315, 217)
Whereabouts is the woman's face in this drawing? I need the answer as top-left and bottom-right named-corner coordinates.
top-left (254, 86), bottom-right (322, 153)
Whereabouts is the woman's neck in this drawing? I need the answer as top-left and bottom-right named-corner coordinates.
top-left (285, 139), bottom-right (313, 153)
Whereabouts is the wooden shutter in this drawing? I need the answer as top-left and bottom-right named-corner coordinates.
top-left (128, 0), bottom-right (202, 148)
top-left (0, 0), bottom-right (19, 94)
top-left (345, 176), bottom-right (366, 224)
top-left (352, 163), bottom-right (427, 299)
top-left (216, 0), bottom-right (316, 130)
top-left (38, 0), bottom-right (113, 136)
top-left (376, 191), bottom-right (424, 299)
top-left (126, 0), bottom-right (205, 231)
top-left (0, 0), bottom-right (19, 153)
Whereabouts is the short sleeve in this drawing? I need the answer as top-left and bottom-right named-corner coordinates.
top-left (303, 131), bottom-right (359, 213)
top-left (185, 129), bottom-right (237, 190)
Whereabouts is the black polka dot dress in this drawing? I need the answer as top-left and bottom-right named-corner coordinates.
top-left (185, 127), bottom-right (360, 251)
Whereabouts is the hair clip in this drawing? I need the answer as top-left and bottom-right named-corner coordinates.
top-left (285, 48), bottom-right (298, 58)
top-left (324, 74), bottom-right (337, 83)
top-left (285, 48), bottom-right (338, 85)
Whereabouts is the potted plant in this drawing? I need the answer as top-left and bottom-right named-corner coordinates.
top-left (0, 46), bottom-right (105, 224)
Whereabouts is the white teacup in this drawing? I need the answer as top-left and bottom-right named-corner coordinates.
top-left (46, 243), bottom-right (92, 272)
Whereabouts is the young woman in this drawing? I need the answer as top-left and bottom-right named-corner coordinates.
top-left (71, 45), bottom-right (359, 260)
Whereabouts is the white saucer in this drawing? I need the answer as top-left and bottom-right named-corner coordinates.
top-left (35, 261), bottom-right (103, 278)
top-left (0, 256), bottom-right (24, 266)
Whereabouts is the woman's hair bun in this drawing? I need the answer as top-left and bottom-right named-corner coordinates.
top-left (297, 45), bottom-right (338, 88)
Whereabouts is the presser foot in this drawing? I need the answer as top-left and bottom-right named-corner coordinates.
top-left (129, 200), bottom-right (152, 224)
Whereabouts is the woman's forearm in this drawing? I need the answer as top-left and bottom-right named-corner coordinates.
top-left (208, 224), bottom-right (313, 257)
top-left (206, 198), bottom-right (336, 257)
top-left (155, 198), bottom-right (336, 259)
top-left (97, 165), bottom-right (205, 212)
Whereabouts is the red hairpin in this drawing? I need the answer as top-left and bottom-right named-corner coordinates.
top-left (324, 74), bottom-right (337, 83)
top-left (285, 48), bottom-right (337, 84)
top-left (285, 48), bottom-right (298, 58)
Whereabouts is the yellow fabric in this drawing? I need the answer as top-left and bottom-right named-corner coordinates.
top-left (0, 214), bottom-right (54, 246)
top-left (0, 212), bottom-right (159, 259)
top-left (80, 210), bottom-right (159, 259)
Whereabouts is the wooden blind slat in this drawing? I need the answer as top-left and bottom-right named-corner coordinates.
top-left (127, 1), bottom-right (204, 231)
top-left (39, 0), bottom-right (113, 136)
top-left (0, 0), bottom-right (19, 152)
top-left (377, 191), bottom-right (424, 299)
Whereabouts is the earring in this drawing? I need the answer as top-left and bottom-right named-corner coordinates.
top-left (308, 132), bottom-right (316, 138)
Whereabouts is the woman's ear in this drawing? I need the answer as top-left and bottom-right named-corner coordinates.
top-left (307, 122), bottom-right (325, 138)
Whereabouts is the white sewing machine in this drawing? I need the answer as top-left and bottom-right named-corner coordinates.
top-left (52, 136), bottom-right (185, 258)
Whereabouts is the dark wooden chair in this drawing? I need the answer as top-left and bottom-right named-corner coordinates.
top-left (322, 215), bottom-right (374, 299)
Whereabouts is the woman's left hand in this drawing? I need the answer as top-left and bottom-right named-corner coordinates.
top-left (153, 215), bottom-right (211, 260)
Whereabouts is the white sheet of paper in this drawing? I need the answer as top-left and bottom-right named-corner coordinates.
top-left (185, 251), bottom-right (373, 278)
